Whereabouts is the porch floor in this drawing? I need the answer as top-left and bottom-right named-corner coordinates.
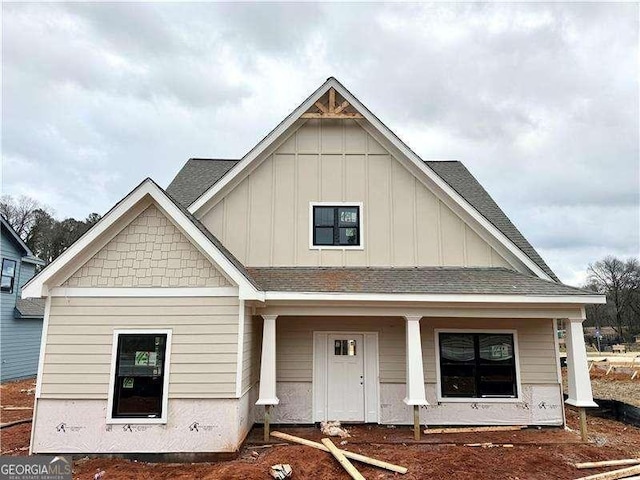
top-left (245, 422), bottom-right (582, 446)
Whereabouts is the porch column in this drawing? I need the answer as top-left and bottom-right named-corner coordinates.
top-left (256, 314), bottom-right (279, 441)
top-left (565, 315), bottom-right (597, 442)
top-left (403, 315), bottom-right (428, 440)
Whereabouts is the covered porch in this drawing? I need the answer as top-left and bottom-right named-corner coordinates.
top-left (245, 266), bottom-right (604, 441)
top-left (251, 304), bottom-right (598, 441)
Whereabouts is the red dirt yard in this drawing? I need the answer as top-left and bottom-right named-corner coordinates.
top-left (2, 377), bottom-right (640, 479)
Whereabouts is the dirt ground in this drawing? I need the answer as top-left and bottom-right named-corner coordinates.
top-left (2, 377), bottom-right (640, 479)
top-left (588, 365), bottom-right (640, 408)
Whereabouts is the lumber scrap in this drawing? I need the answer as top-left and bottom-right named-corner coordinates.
top-left (574, 459), bottom-right (640, 469)
top-left (574, 464), bottom-right (640, 480)
top-left (270, 431), bottom-right (408, 474)
top-left (0, 418), bottom-right (32, 429)
top-left (322, 438), bottom-right (365, 480)
top-left (423, 425), bottom-right (525, 435)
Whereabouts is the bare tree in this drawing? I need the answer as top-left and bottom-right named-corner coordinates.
top-left (0, 194), bottom-right (49, 239)
top-left (587, 256), bottom-right (640, 341)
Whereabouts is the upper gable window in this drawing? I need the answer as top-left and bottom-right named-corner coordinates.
top-left (310, 203), bottom-right (362, 249)
top-left (1, 259), bottom-right (17, 294)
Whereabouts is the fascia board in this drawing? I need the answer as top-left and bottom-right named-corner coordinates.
top-left (263, 291), bottom-right (607, 305)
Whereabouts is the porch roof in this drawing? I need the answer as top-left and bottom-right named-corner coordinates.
top-left (246, 267), bottom-right (594, 297)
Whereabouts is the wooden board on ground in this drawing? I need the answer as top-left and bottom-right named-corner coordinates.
top-left (322, 438), bottom-right (365, 480)
top-left (574, 459), bottom-right (640, 469)
top-left (574, 464), bottom-right (640, 480)
top-left (423, 425), bottom-right (525, 435)
top-left (270, 431), bottom-right (408, 474)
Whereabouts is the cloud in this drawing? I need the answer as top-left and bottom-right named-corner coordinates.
top-left (1, 2), bottom-right (637, 284)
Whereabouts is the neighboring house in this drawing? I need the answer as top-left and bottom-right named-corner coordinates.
top-left (1, 216), bottom-right (45, 381)
top-left (24, 78), bottom-right (605, 455)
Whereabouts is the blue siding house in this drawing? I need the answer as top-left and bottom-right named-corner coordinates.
top-left (1, 216), bottom-right (45, 381)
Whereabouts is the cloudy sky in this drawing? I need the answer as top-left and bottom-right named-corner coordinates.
top-left (2, 2), bottom-right (638, 286)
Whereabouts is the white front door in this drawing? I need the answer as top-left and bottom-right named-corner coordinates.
top-left (327, 334), bottom-right (365, 421)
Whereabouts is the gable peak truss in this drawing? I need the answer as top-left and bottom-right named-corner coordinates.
top-left (301, 87), bottom-right (363, 119)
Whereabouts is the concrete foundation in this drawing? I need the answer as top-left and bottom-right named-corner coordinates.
top-left (32, 387), bottom-right (257, 454)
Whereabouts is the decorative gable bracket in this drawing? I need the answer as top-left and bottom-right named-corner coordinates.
top-left (301, 87), bottom-right (363, 119)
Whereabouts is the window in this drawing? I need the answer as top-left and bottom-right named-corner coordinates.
top-left (311, 204), bottom-right (361, 247)
top-left (1, 259), bottom-right (17, 293)
top-left (438, 332), bottom-right (518, 399)
top-left (109, 330), bottom-right (172, 422)
top-left (334, 339), bottom-right (357, 356)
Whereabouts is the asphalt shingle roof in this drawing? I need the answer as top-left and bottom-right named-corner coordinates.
top-left (166, 158), bottom-right (238, 207)
top-left (14, 298), bottom-right (45, 318)
top-left (425, 161), bottom-right (558, 281)
top-left (167, 159), bottom-right (558, 282)
top-left (246, 267), bottom-right (591, 296)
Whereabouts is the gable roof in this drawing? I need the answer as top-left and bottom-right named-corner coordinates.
top-left (182, 77), bottom-right (557, 282)
top-left (425, 161), bottom-right (558, 281)
top-left (168, 157), bottom-right (558, 282)
top-left (247, 266), bottom-right (593, 298)
top-left (167, 158), bottom-right (238, 207)
top-left (21, 178), bottom-right (261, 299)
top-left (0, 216), bottom-right (45, 265)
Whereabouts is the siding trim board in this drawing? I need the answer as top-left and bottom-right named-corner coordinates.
top-left (50, 287), bottom-right (239, 297)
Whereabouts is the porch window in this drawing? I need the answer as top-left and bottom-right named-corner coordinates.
top-left (109, 330), bottom-right (171, 422)
top-left (438, 332), bottom-right (517, 398)
top-left (312, 204), bottom-right (361, 247)
top-left (1, 259), bottom-right (17, 293)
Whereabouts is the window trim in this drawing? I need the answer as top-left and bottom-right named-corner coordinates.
top-left (1, 258), bottom-right (17, 294)
top-left (309, 202), bottom-right (364, 250)
top-left (434, 328), bottom-right (522, 403)
top-left (107, 329), bottom-right (173, 424)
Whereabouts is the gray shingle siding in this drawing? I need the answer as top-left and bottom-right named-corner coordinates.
top-left (1, 228), bottom-right (42, 381)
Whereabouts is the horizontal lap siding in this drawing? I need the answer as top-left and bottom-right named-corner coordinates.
top-left (241, 309), bottom-right (261, 394)
top-left (276, 316), bottom-right (405, 383)
top-left (274, 317), bottom-right (558, 386)
top-left (422, 318), bottom-right (558, 384)
top-left (1, 234), bottom-right (41, 381)
top-left (41, 296), bottom-right (239, 399)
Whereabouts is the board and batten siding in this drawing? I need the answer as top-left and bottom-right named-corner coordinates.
top-left (200, 119), bottom-right (513, 269)
top-left (274, 317), bottom-right (558, 386)
top-left (41, 296), bottom-right (240, 399)
top-left (1, 231), bottom-right (41, 381)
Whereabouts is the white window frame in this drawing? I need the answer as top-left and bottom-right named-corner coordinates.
top-left (434, 328), bottom-right (522, 403)
top-left (309, 202), bottom-right (364, 250)
top-left (107, 328), bottom-right (173, 424)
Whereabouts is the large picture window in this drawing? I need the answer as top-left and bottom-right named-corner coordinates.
top-left (438, 332), bottom-right (518, 399)
top-left (312, 204), bottom-right (361, 247)
top-left (1, 259), bottom-right (17, 293)
top-left (109, 330), bottom-right (171, 422)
